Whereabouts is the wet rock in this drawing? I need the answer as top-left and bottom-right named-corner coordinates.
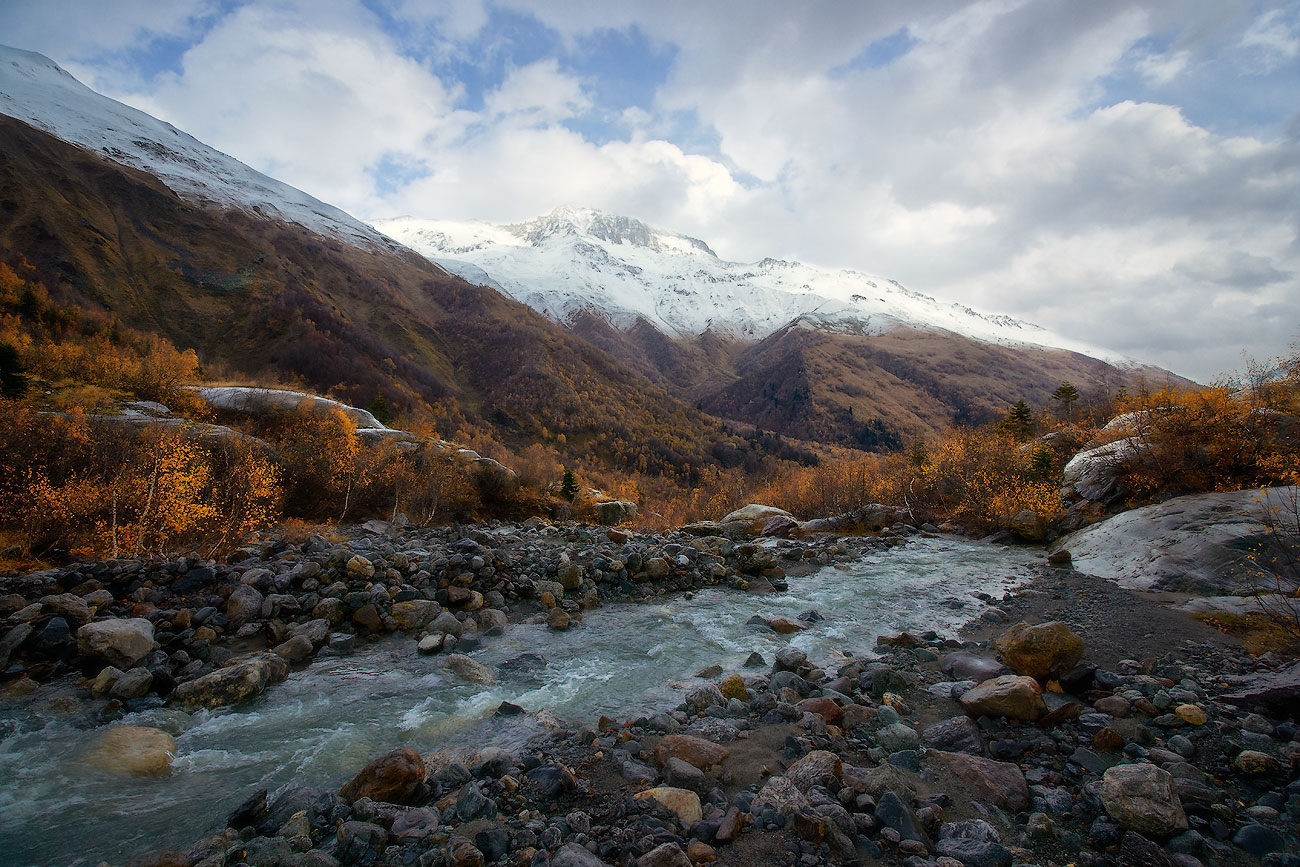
top-left (171, 653), bottom-right (288, 709)
top-left (765, 616), bottom-right (808, 634)
top-left (684, 683), bottom-right (724, 712)
top-left (76, 618), bottom-right (155, 669)
top-left (546, 607), bottom-right (572, 631)
top-left (635, 786), bottom-right (702, 825)
top-left (455, 781), bottom-right (494, 821)
top-left (273, 634), bottom-right (314, 664)
top-left (335, 821), bottom-right (387, 864)
top-left (1100, 763), bottom-right (1188, 836)
top-left (959, 675), bottom-right (1046, 720)
top-left (109, 667), bottom-right (153, 700)
top-left (389, 600), bottom-right (439, 631)
top-left (339, 748), bottom-right (425, 805)
top-left (928, 751), bottom-right (1029, 811)
top-left (993, 621), bottom-right (1086, 681)
top-left (525, 763), bottom-right (576, 797)
top-left (445, 653), bottom-right (495, 684)
top-left (84, 726), bottom-right (175, 777)
top-left (795, 697), bottom-right (843, 726)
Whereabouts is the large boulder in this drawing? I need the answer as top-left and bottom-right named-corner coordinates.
top-left (1100, 764), bottom-right (1188, 836)
top-left (1061, 436), bottom-right (1148, 504)
top-left (993, 621), bottom-right (1085, 681)
top-left (339, 748), bottom-right (426, 805)
top-left (171, 653), bottom-right (288, 709)
top-left (1052, 486), bottom-right (1300, 593)
top-left (720, 504), bottom-right (795, 533)
top-left (194, 386), bottom-right (387, 430)
top-left (959, 675), bottom-right (1046, 720)
top-left (593, 500), bottom-right (638, 525)
top-left (1219, 659), bottom-right (1300, 713)
top-left (76, 618), bottom-right (155, 669)
top-left (655, 735), bottom-right (729, 770)
top-left (390, 600), bottom-right (440, 631)
top-left (445, 653), bottom-right (495, 684)
top-left (84, 726), bottom-right (175, 777)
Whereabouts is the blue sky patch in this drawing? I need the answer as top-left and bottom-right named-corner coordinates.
top-left (832, 26), bottom-right (916, 78)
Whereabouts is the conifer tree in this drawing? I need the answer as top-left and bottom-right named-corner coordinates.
top-left (368, 392), bottom-right (391, 425)
top-left (560, 467), bottom-right (578, 501)
top-left (1051, 383), bottom-right (1080, 421)
top-left (1000, 400), bottom-right (1034, 440)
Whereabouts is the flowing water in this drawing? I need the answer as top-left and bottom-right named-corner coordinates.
top-left (0, 537), bottom-right (1042, 866)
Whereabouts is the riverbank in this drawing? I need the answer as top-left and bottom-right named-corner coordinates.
top-left (2, 518), bottom-right (1298, 867)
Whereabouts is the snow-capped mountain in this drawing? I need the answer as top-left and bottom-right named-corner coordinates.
top-left (377, 206), bottom-right (1125, 361)
top-left (0, 45), bottom-right (389, 248)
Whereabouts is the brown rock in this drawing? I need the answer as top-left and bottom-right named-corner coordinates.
top-left (339, 748), bottom-right (426, 804)
top-left (686, 839), bottom-right (717, 863)
top-left (655, 735), bottom-right (729, 770)
top-left (635, 787), bottom-right (702, 824)
top-left (993, 621), bottom-right (1086, 680)
top-left (444, 836), bottom-right (484, 867)
top-left (928, 750), bottom-right (1029, 811)
top-left (637, 842), bottom-right (693, 867)
top-left (352, 603), bottom-right (383, 632)
top-left (714, 805), bottom-right (744, 843)
top-left (959, 675), bottom-right (1047, 720)
top-left (718, 673), bottom-right (748, 701)
top-left (1100, 763), bottom-right (1187, 836)
top-left (767, 617), bottom-right (808, 634)
top-left (1094, 727), bottom-right (1125, 752)
top-left (840, 703), bottom-right (877, 730)
top-left (795, 697), bottom-right (843, 725)
top-left (546, 607), bottom-right (571, 631)
top-left (84, 726), bottom-right (175, 777)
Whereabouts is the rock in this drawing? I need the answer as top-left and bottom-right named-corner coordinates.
top-left (41, 593), bottom-right (92, 628)
top-left (546, 607), bottom-right (572, 631)
top-left (1219, 659), bottom-right (1300, 713)
top-left (557, 563), bottom-right (585, 590)
top-left (784, 750), bottom-right (843, 792)
top-left (1232, 823), bottom-right (1286, 856)
top-left (721, 503), bottom-right (795, 532)
top-left (645, 557), bottom-right (671, 579)
top-left (655, 735), bottom-right (729, 770)
top-left (922, 716), bottom-right (984, 755)
top-left (1233, 750), bottom-right (1278, 774)
top-left (1173, 704), bottom-right (1207, 725)
top-left (225, 584), bottom-right (264, 627)
top-left (1061, 436), bottom-right (1148, 504)
top-left (75, 618), bottom-right (155, 669)
top-left (941, 651), bottom-right (1007, 682)
top-left (109, 667), bottom-right (153, 700)
top-left (445, 653), bottom-right (495, 684)
top-left (766, 616), bottom-right (808, 634)
top-left (635, 786), bottom-right (702, 825)
top-left (760, 515), bottom-right (802, 538)
top-left (390, 807), bottom-right (439, 840)
top-left (959, 675), bottom-right (1046, 720)
top-left (551, 842), bottom-right (607, 866)
top-left (874, 791), bottom-right (927, 844)
top-left (774, 647), bottom-right (807, 671)
top-left (170, 653), bottom-right (288, 709)
top-left (594, 500), bottom-right (638, 525)
top-left (796, 697), bottom-right (843, 725)
top-left (416, 633), bottom-right (444, 654)
top-left (84, 726), bottom-right (175, 776)
top-left (684, 683), bottom-right (724, 712)
top-left (1009, 510), bottom-right (1046, 542)
top-left (993, 621), bottom-right (1086, 681)
top-left (339, 748), bottom-right (425, 804)
top-left (752, 776), bottom-right (810, 819)
top-left (1100, 763), bottom-right (1188, 836)
top-left (637, 842), bottom-right (692, 867)
top-left (524, 763), bottom-right (576, 797)
top-left (390, 600), bottom-right (440, 631)
top-left (1056, 486), bottom-right (1300, 593)
top-left (935, 819), bottom-right (1012, 867)
top-left (928, 751), bottom-right (1028, 811)
top-left (273, 634), bottom-right (314, 663)
top-left (718, 673), bottom-right (748, 701)
top-left (877, 723), bottom-right (920, 753)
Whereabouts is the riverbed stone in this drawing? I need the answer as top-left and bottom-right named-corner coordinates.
top-left (922, 716), bottom-right (984, 755)
top-left (928, 751), bottom-right (1029, 811)
top-left (75, 618), bottom-right (155, 669)
top-left (445, 653), bottom-right (495, 684)
top-left (84, 725), bottom-right (175, 777)
top-left (959, 675), bottom-right (1047, 720)
top-left (390, 600), bottom-right (439, 631)
top-left (1100, 763), bottom-right (1188, 836)
top-left (339, 748), bottom-right (426, 805)
top-left (785, 750), bottom-right (843, 792)
top-left (170, 653), bottom-right (288, 709)
top-left (655, 735), bottom-right (729, 770)
top-left (635, 787), bottom-right (702, 825)
top-left (993, 621), bottom-right (1085, 681)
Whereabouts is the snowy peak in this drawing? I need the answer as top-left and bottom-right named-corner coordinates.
top-left (507, 207), bottom-right (718, 257)
top-left (0, 44), bottom-right (390, 249)
top-left (376, 209), bottom-right (1127, 362)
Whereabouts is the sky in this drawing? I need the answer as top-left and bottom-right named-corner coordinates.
top-left (2, 0), bottom-right (1298, 382)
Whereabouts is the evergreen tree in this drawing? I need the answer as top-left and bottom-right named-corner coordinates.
top-left (1051, 382), bottom-right (1081, 421)
top-left (1028, 445), bottom-right (1055, 480)
top-left (0, 343), bottom-right (27, 398)
top-left (559, 467), bottom-right (579, 501)
top-left (1000, 400), bottom-right (1034, 440)
top-left (368, 392), bottom-right (391, 425)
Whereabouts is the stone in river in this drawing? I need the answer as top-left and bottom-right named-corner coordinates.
top-left (445, 653), bottom-right (495, 684)
top-left (339, 747), bottom-right (426, 805)
top-left (170, 653), bottom-right (288, 709)
top-left (84, 725), bottom-right (175, 777)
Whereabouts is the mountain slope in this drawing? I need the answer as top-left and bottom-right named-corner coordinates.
top-left (0, 106), bottom-right (757, 480)
top-left (0, 44), bottom-right (391, 249)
